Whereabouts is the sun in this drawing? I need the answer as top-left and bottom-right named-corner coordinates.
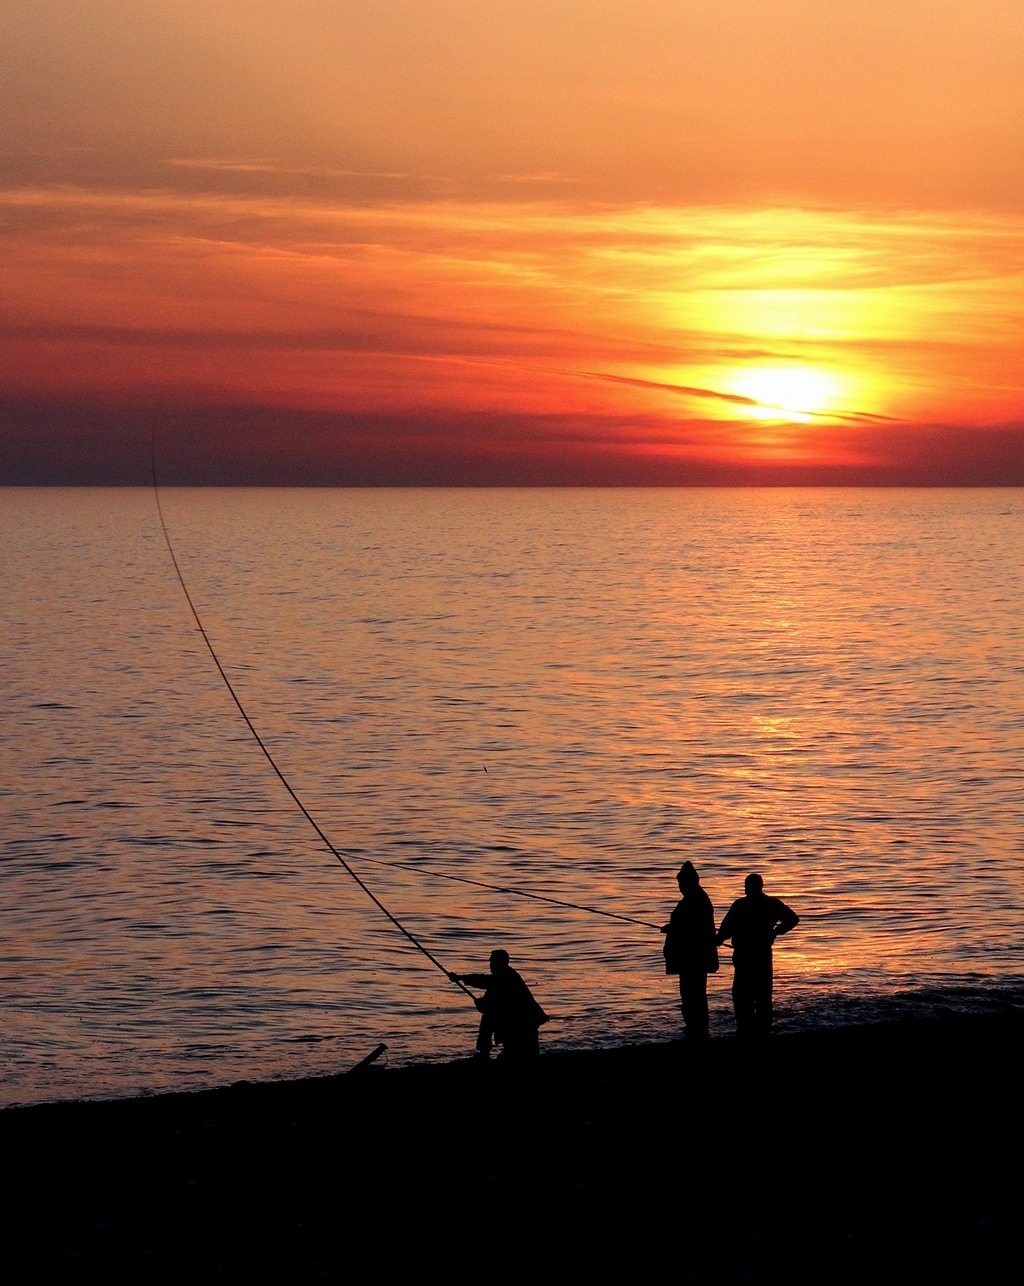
top-left (725, 366), bottom-right (845, 422)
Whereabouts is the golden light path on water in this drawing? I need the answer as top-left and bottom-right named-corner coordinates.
top-left (2, 488), bottom-right (1023, 1107)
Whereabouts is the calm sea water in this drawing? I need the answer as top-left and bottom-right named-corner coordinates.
top-left (2, 487), bottom-right (1023, 1107)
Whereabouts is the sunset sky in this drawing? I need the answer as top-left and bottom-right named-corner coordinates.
top-left (2, 1), bottom-right (1023, 483)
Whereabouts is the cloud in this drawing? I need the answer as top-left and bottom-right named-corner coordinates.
top-left (493, 173), bottom-right (583, 186)
top-left (1, 187), bottom-right (1022, 481)
top-left (572, 370), bottom-right (900, 423)
top-left (4, 3), bottom-right (1023, 208)
top-left (4, 396), bottom-right (1024, 487)
top-left (164, 158), bottom-right (411, 180)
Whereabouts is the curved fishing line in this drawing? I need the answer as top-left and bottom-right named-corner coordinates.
top-left (149, 412), bottom-right (474, 1001)
top-left (353, 852), bottom-right (662, 932)
top-left (151, 413), bottom-right (663, 953)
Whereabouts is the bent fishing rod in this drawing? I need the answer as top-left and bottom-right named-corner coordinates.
top-left (150, 412), bottom-right (475, 1001)
top-left (151, 413), bottom-right (663, 964)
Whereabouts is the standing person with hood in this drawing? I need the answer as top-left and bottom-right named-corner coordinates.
top-left (716, 872), bottom-right (799, 1038)
top-left (449, 949), bottom-right (548, 1061)
top-left (661, 861), bottom-right (719, 1041)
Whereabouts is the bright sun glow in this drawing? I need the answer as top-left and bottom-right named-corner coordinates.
top-left (725, 366), bottom-right (845, 422)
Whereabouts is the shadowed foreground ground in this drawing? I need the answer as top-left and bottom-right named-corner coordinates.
top-left (2, 1013), bottom-right (1020, 1282)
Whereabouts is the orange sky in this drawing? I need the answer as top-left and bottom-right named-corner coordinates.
top-left (2, 2), bottom-right (1023, 483)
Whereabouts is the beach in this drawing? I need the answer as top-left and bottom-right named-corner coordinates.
top-left (3, 1011), bottom-right (1020, 1282)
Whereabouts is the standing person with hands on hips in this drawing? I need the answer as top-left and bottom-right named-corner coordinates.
top-left (716, 873), bottom-right (799, 1038)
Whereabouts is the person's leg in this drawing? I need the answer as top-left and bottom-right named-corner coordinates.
top-left (753, 960), bottom-right (773, 1037)
top-left (733, 968), bottom-right (755, 1038)
top-left (679, 971), bottom-right (709, 1040)
top-left (476, 1015), bottom-right (494, 1056)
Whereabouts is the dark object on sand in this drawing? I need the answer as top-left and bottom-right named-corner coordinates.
top-left (347, 1043), bottom-right (388, 1075)
top-left (661, 862), bottom-right (719, 1041)
top-left (449, 950), bottom-right (549, 1060)
top-left (717, 872), bottom-right (799, 1037)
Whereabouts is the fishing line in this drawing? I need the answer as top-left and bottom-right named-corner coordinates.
top-left (149, 411), bottom-right (475, 1001)
top-left (354, 853), bottom-right (662, 932)
top-left (151, 411), bottom-right (663, 964)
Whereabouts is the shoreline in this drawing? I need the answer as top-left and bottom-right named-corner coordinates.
top-left (3, 1010), bottom-right (1021, 1281)
top-left (7, 976), bottom-right (1024, 1115)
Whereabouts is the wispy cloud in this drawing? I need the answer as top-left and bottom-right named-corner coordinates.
top-left (164, 158), bottom-right (411, 180)
top-left (572, 370), bottom-right (901, 423)
top-left (494, 173), bottom-right (583, 185)
top-left (1, 185), bottom-right (1022, 480)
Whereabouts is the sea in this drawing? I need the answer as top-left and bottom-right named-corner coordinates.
top-left (2, 487), bottom-right (1023, 1108)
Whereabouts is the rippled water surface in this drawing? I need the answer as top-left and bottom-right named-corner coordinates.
top-left (2, 487), bottom-right (1023, 1106)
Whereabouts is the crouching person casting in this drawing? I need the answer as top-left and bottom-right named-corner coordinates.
top-left (449, 950), bottom-right (549, 1061)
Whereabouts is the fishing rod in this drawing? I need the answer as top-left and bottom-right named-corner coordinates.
top-left (150, 413), bottom-right (664, 965)
top-left (149, 411), bottom-right (475, 1002)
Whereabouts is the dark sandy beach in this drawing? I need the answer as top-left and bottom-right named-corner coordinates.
top-left (2, 1012), bottom-right (1020, 1283)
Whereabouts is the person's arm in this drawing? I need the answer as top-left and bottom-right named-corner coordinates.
top-left (716, 906), bottom-right (734, 947)
top-left (772, 902), bottom-right (799, 937)
top-left (661, 903), bottom-right (683, 935)
top-left (452, 972), bottom-right (493, 989)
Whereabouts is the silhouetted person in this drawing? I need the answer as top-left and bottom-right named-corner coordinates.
top-left (716, 873), bottom-right (798, 1038)
top-left (449, 950), bottom-right (548, 1061)
top-left (661, 861), bottom-right (719, 1040)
